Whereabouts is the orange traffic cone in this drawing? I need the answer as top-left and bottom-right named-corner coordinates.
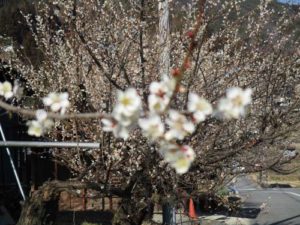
top-left (188, 198), bottom-right (197, 219)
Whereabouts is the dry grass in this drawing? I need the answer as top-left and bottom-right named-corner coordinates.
top-left (250, 167), bottom-right (300, 188)
top-left (267, 172), bottom-right (300, 187)
top-left (267, 151), bottom-right (300, 187)
top-left (250, 173), bottom-right (300, 188)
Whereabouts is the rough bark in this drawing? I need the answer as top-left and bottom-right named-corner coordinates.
top-left (17, 180), bottom-right (128, 225)
top-left (112, 197), bottom-right (151, 225)
top-left (17, 163), bottom-right (154, 225)
top-left (17, 182), bottom-right (60, 225)
top-left (112, 169), bottom-right (154, 225)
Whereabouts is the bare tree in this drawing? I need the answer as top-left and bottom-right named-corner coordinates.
top-left (0, 0), bottom-right (299, 224)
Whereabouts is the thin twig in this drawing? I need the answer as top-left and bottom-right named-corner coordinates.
top-left (76, 31), bottom-right (124, 90)
top-left (0, 100), bottom-right (108, 120)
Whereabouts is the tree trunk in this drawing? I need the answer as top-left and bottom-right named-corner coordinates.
top-left (112, 168), bottom-right (154, 225)
top-left (112, 197), bottom-right (152, 225)
top-left (17, 179), bottom-right (150, 225)
top-left (17, 182), bottom-right (60, 225)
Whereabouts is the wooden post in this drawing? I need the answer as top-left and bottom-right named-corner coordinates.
top-left (69, 192), bottom-right (72, 209)
top-left (102, 196), bottom-right (105, 210)
top-left (54, 161), bottom-right (58, 180)
top-left (109, 196), bottom-right (113, 211)
top-left (82, 188), bottom-right (87, 211)
top-left (158, 0), bottom-right (170, 77)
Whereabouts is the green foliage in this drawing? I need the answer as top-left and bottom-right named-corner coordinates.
top-left (216, 186), bottom-right (229, 197)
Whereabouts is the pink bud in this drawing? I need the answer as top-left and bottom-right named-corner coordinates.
top-left (171, 68), bottom-right (181, 77)
top-left (186, 31), bottom-right (195, 39)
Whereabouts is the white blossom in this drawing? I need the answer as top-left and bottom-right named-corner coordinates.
top-left (188, 93), bottom-right (212, 122)
top-left (102, 88), bottom-right (142, 139)
top-left (138, 115), bottom-right (164, 140)
top-left (160, 143), bottom-right (178, 161)
top-left (113, 108), bottom-right (140, 127)
top-left (161, 144), bottom-right (195, 174)
top-left (227, 87), bottom-right (252, 106)
top-left (150, 81), bottom-right (169, 96)
top-left (43, 92), bottom-right (70, 114)
top-left (148, 94), bottom-right (169, 114)
top-left (115, 88), bottom-right (141, 117)
top-left (27, 121), bottom-right (44, 137)
top-left (36, 109), bottom-right (48, 122)
top-left (42, 119), bottom-right (54, 130)
top-left (165, 110), bottom-right (195, 140)
top-left (27, 110), bottom-right (54, 137)
top-left (162, 75), bottom-right (177, 95)
top-left (180, 145), bottom-right (196, 162)
top-left (3, 46), bottom-right (13, 53)
top-left (148, 81), bottom-right (170, 113)
top-left (148, 78), bottom-right (176, 114)
top-left (171, 155), bottom-right (193, 174)
top-left (101, 118), bottom-right (129, 140)
top-left (218, 98), bottom-right (241, 119)
top-left (218, 87), bottom-right (252, 119)
top-left (35, 109), bottom-right (54, 129)
top-left (0, 81), bottom-right (13, 100)
top-left (112, 88), bottom-right (141, 127)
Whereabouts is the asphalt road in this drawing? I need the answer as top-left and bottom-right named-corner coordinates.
top-left (236, 176), bottom-right (300, 225)
top-left (153, 176), bottom-right (300, 225)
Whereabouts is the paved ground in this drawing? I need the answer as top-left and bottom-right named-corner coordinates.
top-left (231, 176), bottom-right (300, 225)
top-left (175, 176), bottom-right (300, 225)
top-left (152, 212), bottom-right (224, 225)
top-left (152, 176), bottom-right (300, 225)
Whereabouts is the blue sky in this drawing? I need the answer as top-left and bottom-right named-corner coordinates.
top-left (277, 0), bottom-right (300, 4)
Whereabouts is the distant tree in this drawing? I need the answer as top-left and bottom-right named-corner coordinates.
top-left (0, 0), bottom-right (43, 66)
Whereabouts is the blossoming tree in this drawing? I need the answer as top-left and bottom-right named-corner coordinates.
top-left (0, 0), bottom-right (300, 224)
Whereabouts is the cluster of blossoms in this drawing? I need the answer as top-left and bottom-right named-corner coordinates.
top-left (0, 80), bottom-right (70, 137)
top-left (161, 143), bottom-right (196, 174)
top-left (101, 75), bottom-right (252, 174)
top-left (42, 92), bottom-right (70, 114)
top-left (27, 93), bottom-right (70, 137)
top-left (101, 88), bottom-right (142, 140)
top-left (27, 110), bottom-right (54, 137)
top-left (0, 79), bottom-right (251, 174)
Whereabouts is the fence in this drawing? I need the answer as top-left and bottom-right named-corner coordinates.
top-left (56, 190), bottom-right (203, 225)
top-left (58, 190), bottom-right (121, 212)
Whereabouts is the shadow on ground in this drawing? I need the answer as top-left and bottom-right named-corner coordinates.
top-left (263, 183), bottom-right (292, 188)
top-left (236, 207), bottom-right (261, 219)
top-left (55, 210), bottom-right (113, 225)
top-left (253, 214), bottom-right (300, 225)
top-left (197, 207), bottom-right (261, 219)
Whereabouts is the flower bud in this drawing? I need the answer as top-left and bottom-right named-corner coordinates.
top-left (171, 68), bottom-right (181, 77)
top-left (186, 30), bottom-right (194, 39)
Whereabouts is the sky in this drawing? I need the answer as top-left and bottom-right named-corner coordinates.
top-left (277, 0), bottom-right (300, 4)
